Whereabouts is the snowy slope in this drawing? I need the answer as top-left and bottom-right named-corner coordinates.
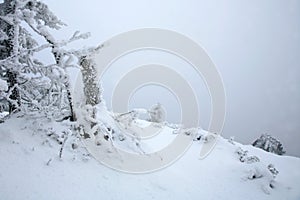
top-left (0, 116), bottom-right (300, 200)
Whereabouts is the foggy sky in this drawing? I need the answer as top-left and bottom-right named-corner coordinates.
top-left (42, 0), bottom-right (300, 157)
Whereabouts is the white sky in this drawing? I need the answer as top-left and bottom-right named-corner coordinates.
top-left (42, 0), bottom-right (300, 156)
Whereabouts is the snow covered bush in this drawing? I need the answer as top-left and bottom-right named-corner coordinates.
top-left (246, 162), bottom-right (279, 194)
top-left (236, 146), bottom-right (279, 194)
top-left (252, 134), bottom-right (286, 155)
top-left (114, 109), bottom-right (148, 129)
top-left (267, 164), bottom-right (279, 179)
top-left (236, 147), bottom-right (260, 163)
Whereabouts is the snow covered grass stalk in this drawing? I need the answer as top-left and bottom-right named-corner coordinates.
top-left (59, 131), bottom-right (69, 159)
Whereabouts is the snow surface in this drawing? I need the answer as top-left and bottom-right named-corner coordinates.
top-left (0, 116), bottom-right (300, 200)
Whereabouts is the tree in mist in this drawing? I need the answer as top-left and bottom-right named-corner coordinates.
top-left (252, 134), bottom-right (285, 155)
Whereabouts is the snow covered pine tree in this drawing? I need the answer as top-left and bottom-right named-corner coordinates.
top-left (0, 0), bottom-right (91, 121)
top-left (252, 134), bottom-right (286, 155)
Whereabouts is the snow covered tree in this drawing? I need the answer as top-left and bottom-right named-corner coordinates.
top-left (0, 0), bottom-right (142, 154)
top-left (148, 103), bottom-right (165, 123)
top-left (252, 134), bottom-right (286, 155)
top-left (0, 0), bottom-right (91, 121)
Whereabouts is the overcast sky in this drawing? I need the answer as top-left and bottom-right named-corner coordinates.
top-left (42, 0), bottom-right (300, 157)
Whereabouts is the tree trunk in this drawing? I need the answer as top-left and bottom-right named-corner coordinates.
top-left (79, 56), bottom-right (102, 138)
top-left (79, 56), bottom-right (102, 106)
